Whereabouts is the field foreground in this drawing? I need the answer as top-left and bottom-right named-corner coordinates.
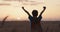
top-left (0, 21), bottom-right (60, 32)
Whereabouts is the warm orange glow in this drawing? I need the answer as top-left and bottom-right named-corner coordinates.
top-left (0, 0), bottom-right (60, 21)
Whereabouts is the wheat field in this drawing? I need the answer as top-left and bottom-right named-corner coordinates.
top-left (0, 21), bottom-right (60, 32)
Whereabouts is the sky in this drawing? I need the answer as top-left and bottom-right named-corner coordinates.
top-left (0, 0), bottom-right (60, 21)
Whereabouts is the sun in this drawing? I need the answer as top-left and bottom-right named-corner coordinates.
top-left (17, 17), bottom-right (20, 20)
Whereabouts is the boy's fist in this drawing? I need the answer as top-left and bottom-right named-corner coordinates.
top-left (43, 6), bottom-right (46, 9)
top-left (22, 7), bottom-right (24, 9)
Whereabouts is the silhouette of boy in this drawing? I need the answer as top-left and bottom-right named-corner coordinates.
top-left (22, 6), bottom-right (46, 32)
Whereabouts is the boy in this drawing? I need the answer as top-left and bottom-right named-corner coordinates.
top-left (22, 6), bottom-right (46, 32)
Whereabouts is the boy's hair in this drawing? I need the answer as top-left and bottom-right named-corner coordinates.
top-left (32, 10), bottom-right (38, 16)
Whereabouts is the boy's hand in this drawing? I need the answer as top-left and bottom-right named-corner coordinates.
top-left (43, 6), bottom-right (46, 10)
top-left (22, 7), bottom-right (24, 9)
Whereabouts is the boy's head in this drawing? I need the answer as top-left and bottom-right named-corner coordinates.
top-left (32, 10), bottom-right (38, 17)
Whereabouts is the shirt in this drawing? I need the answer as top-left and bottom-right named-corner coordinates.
top-left (29, 15), bottom-right (42, 24)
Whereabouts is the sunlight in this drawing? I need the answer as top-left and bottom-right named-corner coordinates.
top-left (17, 17), bottom-right (20, 20)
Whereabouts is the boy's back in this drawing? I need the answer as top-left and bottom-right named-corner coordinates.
top-left (29, 15), bottom-right (42, 32)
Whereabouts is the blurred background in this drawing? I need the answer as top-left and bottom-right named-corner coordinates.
top-left (0, 0), bottom-right (60, 21)
top-left (0, 0), bottom-right (60, 32)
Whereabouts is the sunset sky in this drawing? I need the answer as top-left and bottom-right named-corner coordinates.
top-left (0, 0), bottom-right (60, 21)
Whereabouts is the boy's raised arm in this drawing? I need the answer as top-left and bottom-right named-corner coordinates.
top-left (39, 6), bottom-right (46, 16)
top-left (22, 7), bottom-right (31, 16)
